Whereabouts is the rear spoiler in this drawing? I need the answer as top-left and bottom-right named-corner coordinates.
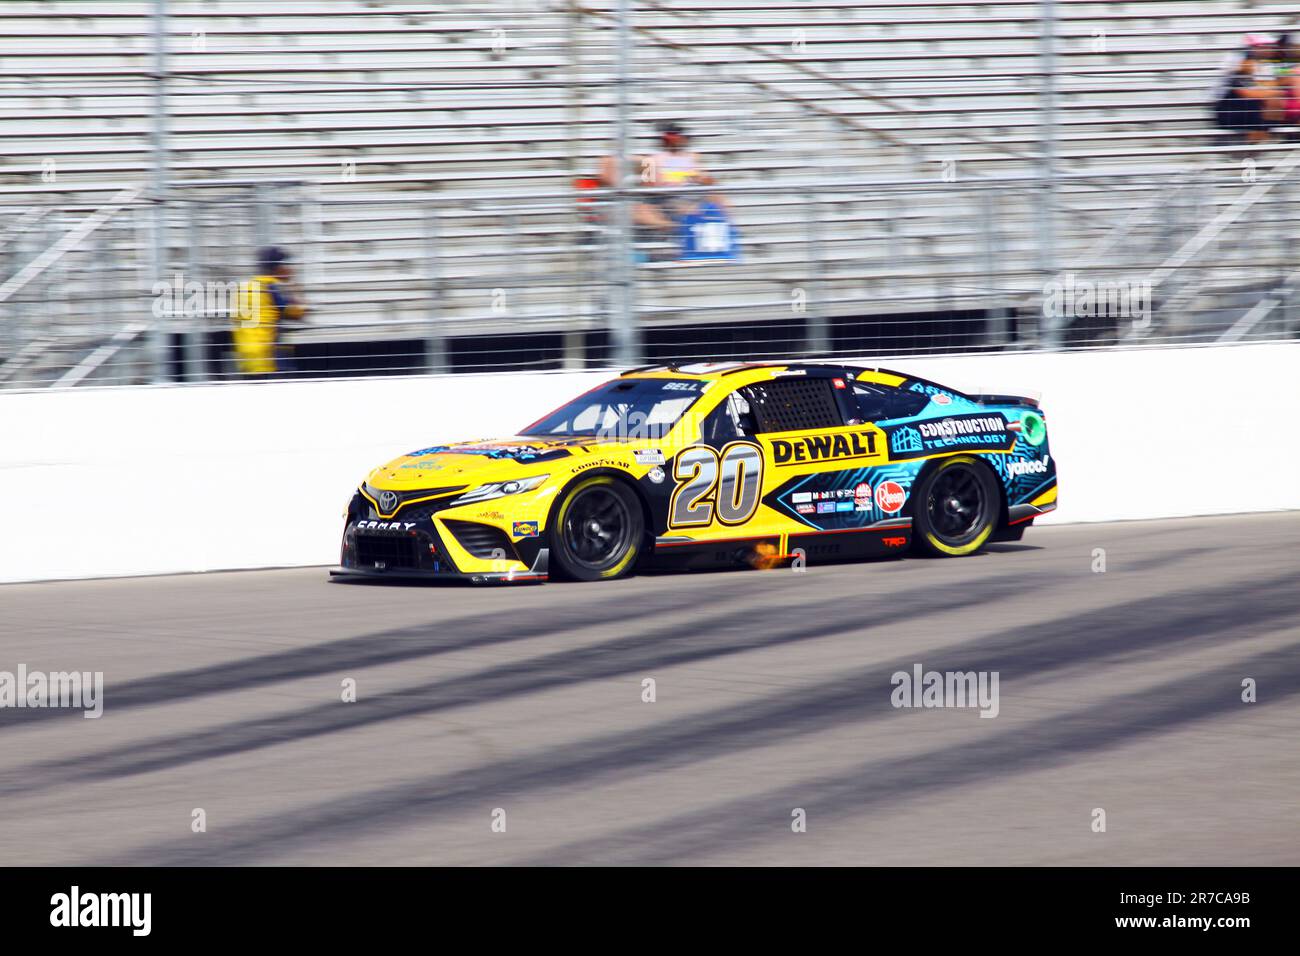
top-left (969, 393), bottom-right (1041, 409)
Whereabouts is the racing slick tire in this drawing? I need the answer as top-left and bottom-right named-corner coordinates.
top-left (549, 475), bottom-right (645, 581)
top-left (912, 455), bottom-right (1000, 558)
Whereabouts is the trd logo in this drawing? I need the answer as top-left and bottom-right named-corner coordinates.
top-left (882, 536), bottom-right (907, 547)
top-left (771, 431), bottom-right (877, 466)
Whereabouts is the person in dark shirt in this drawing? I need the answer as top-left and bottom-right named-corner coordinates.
top-left (1215, 36), bottom-right (1282, 144)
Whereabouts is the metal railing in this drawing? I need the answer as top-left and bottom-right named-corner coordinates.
top-left (2, 165), bottom-right (1298, 388)
top-left (4, 1), bottom-right (1300, 388)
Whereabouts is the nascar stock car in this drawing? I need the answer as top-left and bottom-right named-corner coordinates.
top-left (331, 362), bottom-right (1057, 583)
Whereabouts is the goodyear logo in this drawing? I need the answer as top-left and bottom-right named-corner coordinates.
top-left (512, 521), bottom-right (539, 538)
top-left (771, 431), bottom-right (878, 467)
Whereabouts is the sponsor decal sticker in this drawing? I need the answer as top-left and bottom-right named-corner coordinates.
top-left (908, 382), bottom-right (960, 401)
top-left (816, 502), bottom-right (836, 514)
top-left (792, 491), bottom-right (813, 504)
top-left (770, 431), bottom-right (879, 467)
top-left (512, 521), bottom-right (540, 538)
top-left (634, 448), bottom-right (667, 465)
top-left (875, 480), bottom-right (907, 514)
top-left (409, 442), bottom-right (568, 463)
top-left (853, 482), bottom-right (873, 507)
top-left (835, 501), bottom-right (855, 513)
top-left (646, 466), bottom-right (666, 484)
top-left (796, 503), bottom-right (817, 515)
top-left (919, 416), bottom-right (1007, 440)
top-left (886, 413), bottom-right (1012, 459)
top-left (1007, 454), bottom-right (1050, 477)
top-left (890, 425), bottom-right (923, 455)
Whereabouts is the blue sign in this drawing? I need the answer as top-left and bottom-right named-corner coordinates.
top-left (678, 202), bottom-right (740, 261)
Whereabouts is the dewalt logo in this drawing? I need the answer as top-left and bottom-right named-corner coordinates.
top-left (770, 430), bottom-right (880, 467)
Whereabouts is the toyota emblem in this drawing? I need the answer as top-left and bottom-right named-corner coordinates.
top-left (379, 491), bottom-right (399, 513)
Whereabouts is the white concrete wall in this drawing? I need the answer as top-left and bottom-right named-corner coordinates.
top-left (2, 343), bottom-right (1296, 583)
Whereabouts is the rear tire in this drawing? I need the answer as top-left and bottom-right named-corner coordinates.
top-left (912, 456), bottom-right (999, 557)
top-left (549, 476), bottom-right (644, 581)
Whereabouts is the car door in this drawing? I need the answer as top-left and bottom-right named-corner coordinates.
top-left (735, 371), bottom-right (892, 534)
top-left (664, 372), bottom-right (860, 540)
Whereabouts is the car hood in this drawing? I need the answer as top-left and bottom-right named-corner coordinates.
top-left (365, 435), bottom-right (604, 488)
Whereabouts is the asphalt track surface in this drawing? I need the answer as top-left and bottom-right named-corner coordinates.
top-left (1, 513), bottom-right (1297, 866)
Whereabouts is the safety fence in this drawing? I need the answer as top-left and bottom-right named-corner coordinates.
top-left (2, 165), bottom-right (1299, 388)
top-left (7, 1), bottom-right (1300, 387)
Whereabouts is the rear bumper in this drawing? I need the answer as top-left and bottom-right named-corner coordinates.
top-left (1007, 501), bottom-right (1057, 526)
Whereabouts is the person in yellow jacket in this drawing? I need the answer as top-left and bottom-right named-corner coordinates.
top-left (233, 246), bottom-right (307, 377)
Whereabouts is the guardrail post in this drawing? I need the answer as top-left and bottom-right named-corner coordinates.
top-left (251, 182), bottom-right (273, 250)
top-left (0, 235), bottom-right (12, 362)
top-left (610, 0), bottom-right (641, 367)
top-left (1274, 173), bottom-right (1290, 340)
top-left (424, 206), bottom-right (447, 374)
top-left (980, 188), bottom-right (1010, 348)
top-left (564, 0), bottom-right (587, 371)
top-left (92, 223), bottom-right (109, 338)
top-left (1037, 0), bottom-right (1060, 349)
top-left (804, 187), bottom-right (829, 355)
top-left (147, 0), bottom-right (170, 383)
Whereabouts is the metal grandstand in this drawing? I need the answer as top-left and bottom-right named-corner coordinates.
top-left (2, 0), bottom-right (1299, 386)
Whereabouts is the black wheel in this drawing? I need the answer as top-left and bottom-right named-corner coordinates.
top-left (549, 476), bottom-right (644, 581)
top-left (912, 456), bottom-right (1000, 557)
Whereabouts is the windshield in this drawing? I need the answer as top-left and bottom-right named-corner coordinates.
top-left (522, 377), bottom-right (708, 440)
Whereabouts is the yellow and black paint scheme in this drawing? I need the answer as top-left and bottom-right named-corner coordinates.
top-left (330, 361), bottom-right (1056, 583)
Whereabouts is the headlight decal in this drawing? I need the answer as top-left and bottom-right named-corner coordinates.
top-left (450, 474), bottom-right (550, 506)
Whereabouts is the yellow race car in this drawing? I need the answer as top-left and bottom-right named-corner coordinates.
top-left (330, 361), bottom-right (1056, 583)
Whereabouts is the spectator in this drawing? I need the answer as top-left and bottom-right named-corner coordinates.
top-left (232, 246), bottom-right (307, 378)
top-left (600, 122), bottom-right (729, 236)
top-left (1214, 35), bottom-right (1282, 144)
top-left (1276, 32), bottom-right (1300, 129)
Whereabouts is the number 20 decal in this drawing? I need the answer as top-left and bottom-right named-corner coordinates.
top-left (669, 442), bottom-right (764, 528)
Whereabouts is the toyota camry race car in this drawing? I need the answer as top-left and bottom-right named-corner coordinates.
top-left (331, 362), bottom-right (1057, 583)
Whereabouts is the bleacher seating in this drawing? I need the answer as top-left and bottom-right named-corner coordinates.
top-left (3, 0), bottom-right (1299, 383)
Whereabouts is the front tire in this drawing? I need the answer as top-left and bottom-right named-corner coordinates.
top-left (549, 476), bottom-right (644, 581)
top-left (912, 456), bottom-right (999, 557)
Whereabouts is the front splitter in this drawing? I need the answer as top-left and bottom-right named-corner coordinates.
top-left (328, 566), bottom-right (547, 585)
